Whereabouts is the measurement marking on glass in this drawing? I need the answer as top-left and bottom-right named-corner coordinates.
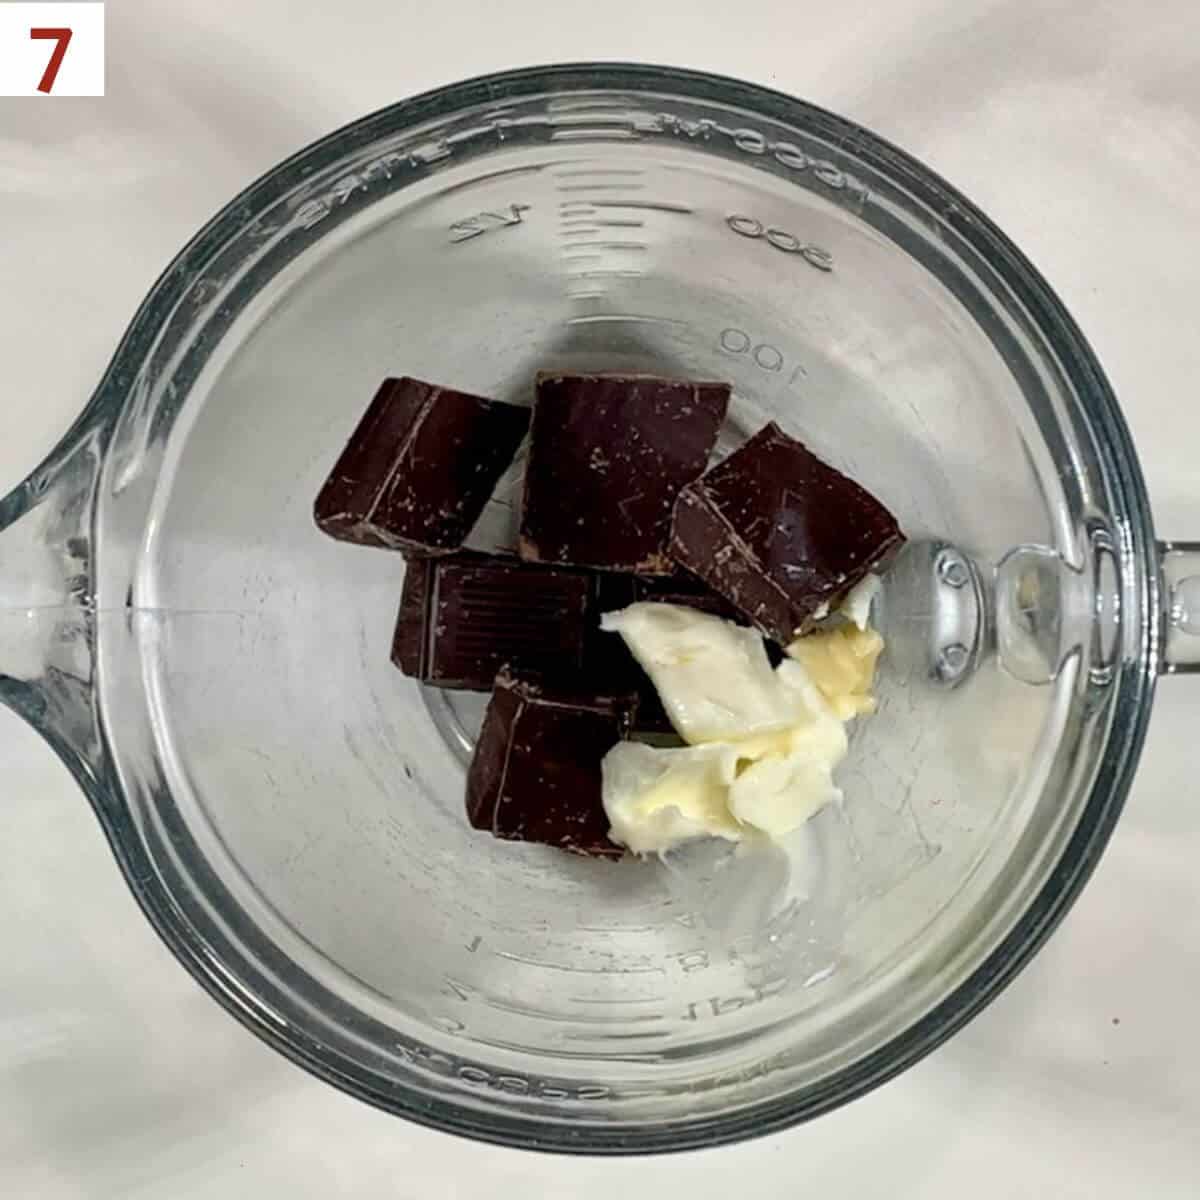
top-left (494, 950), bottom-right (666, 975)
top-left (550, 127), bottom-right (638, 141)
top-left (443, 977), bottom-right (473, 1001)
top-left (557, 182), bottom-right (648, 193)
top-left (555, 168), bottom-right (646, 178)
top-left (487, 997), bottom-right (662, 1025)
top-left (561, 240), bottom-right (648, 252)
top-left (480, 997), bottom-right (561, 1020)
top-left (725, 212), bottom-right (833, 271)
top-left (718, 326), bottom-right (807, 384)
top-left (559, 1034), bottom-right (670, 1051)
top-left (570, 995), bottom-right (669, 1005)
top-left (561, 226), bottom-right (643, 238)
top-left (570, 269), bottom-right (644, 280)
top-left (591, 200), bottom-right (693, 214)
top-left (566, 314), bottom-right (686, 327)
top-left (561, 220), bottom-right (646, 234)
top-left (682, 991), bottom-right (780, 1020)
top-left (448, 203), bottom-right (530, 244)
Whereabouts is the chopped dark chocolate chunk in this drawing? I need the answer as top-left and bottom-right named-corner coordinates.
top-left (519, 374), bottom-right (729, 574)
top-left (314, 376), bottom-right (529, 553)
top-left (392, 552), bottom-right (592, 690)
top-left (591, 571), bottom-right (742, 624)
top-left (466, 672), bottom-right (636, 857)
top-left (629, 576), bottom-right (746, 624)
top-left (669, 423), bottom-right (904, 644)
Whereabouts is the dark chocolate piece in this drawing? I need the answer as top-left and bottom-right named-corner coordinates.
top-left (670, 422), bottom-right (904, 643)
top-left (466, 672), bottom-right (636, 858)
top-left (393, 552), bottom-right (592, 690)
top-left (314, 377), bottom-right (529, 553)
top-left (629, 575), bottom-right (746, 624)
top-left (590, 571), bottom-right (741, 624)
top-left (519, 374), bottom-right (729, 574)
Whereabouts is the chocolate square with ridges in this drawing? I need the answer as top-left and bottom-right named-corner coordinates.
top-left (392, 552), bottom-right (592, 690)
top-left (314, 377), bottom-right (529, 553)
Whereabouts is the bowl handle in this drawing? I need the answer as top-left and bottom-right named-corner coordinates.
top-left (1159, 542), bottom-right (1200, 674)
top-left (0, 413), bottom-right (108, 787)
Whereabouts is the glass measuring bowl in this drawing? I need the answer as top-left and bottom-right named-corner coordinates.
top-left (2, 64), bottom-right (1198, 1153)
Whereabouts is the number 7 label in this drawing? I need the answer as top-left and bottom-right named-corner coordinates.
top-left (0, 4), bottom-right (104, 96)
top-left (31, 27), bottom-right (72, 94)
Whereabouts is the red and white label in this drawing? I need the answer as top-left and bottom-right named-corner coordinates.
top-left (0, 4), bottom-right (104, 96)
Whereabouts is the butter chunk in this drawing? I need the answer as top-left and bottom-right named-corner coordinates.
top-left (602, 741), bottom-right (744, 855)
top-left (602, 718), bottom-right (848, 852)
top-left (599, 601), bottom-right (884, 855)
top-left (599, 603), bottom-right (823, 744)
top-left (727, 719), bottom-right (847, 835)
top-left (786, 624), bottom-right (884, 720)
top-left (839, 572), bottom-right (881, 631)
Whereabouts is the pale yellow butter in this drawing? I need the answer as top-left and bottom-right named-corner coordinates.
top-left (599, 604), bottom-right (817, 744)
top-left (785, 624), bottom-right (884, 720)
top-left (602, 741), bottom-right (744, 855)
top-left (599, 603), bottom-right (882, 853)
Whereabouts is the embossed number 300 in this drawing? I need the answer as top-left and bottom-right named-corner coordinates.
top-left (31, 26), bottom-right (72, 94)
top-left (726, 214), bottom-right (833, 272)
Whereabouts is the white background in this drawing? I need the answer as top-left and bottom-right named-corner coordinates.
top-left (2, 1), bottom-right (1200, 1195)
top-left (0, 4), bottom-right (104, 96)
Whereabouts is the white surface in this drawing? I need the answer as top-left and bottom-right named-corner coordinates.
top-left (2, 1), bottom-right (1200, 1194)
